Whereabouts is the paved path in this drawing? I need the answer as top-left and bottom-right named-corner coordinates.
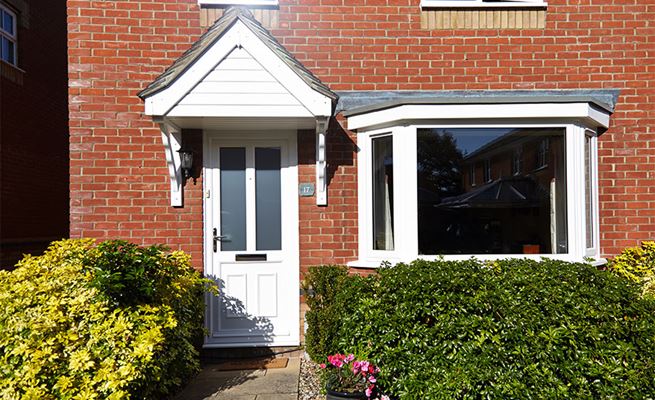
top-left (174, 357), bottom-right (300, 400)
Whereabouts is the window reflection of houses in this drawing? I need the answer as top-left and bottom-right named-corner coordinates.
top-left (417, 128), bottom-right (567, 255)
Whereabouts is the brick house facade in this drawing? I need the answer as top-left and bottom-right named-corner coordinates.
top-left (1, 0), bottom-right (69, 268)
top-left (66, 0), bottom-right (654, 346)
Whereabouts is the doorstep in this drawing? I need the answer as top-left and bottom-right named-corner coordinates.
top-left (174, 357), bottom-right (300, 400)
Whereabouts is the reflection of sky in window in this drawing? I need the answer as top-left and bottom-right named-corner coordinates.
top-left (430, 128), bottom-right (516, 155)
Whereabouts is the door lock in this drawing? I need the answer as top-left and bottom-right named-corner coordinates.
top-left (212, 228), bottom-right (227, 252)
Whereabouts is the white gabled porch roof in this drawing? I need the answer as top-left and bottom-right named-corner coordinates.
top-left (139, 7), bottom-right (337, 119)
top-left (139, 7), bottom-right (337, 207)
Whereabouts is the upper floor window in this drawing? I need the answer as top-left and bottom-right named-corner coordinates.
top-left (536, 138), bottom-right (549, 169)
top-left (198, 0), bottom-right (278, 5)
top-left (468, 164), bottom-right (476, 187)
top-left (483, 159), bottom-right (492, 183)
top-left (512, 147), bottom-right (523, 175)
top-left (1, 3), bottom-right (16, 66)
top-left (421, 0), bottom-right (546, 8)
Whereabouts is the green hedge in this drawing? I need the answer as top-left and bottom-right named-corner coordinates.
top-left (302, 265), bottom-right (372, 361)
top-left (306, 259), bottom-right (655, 399)
top-left (0, 239), bottom-right (213, 399)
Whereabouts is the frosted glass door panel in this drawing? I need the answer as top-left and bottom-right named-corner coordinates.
top-left (255, 147), bottom-right (282, 250)
top-left (220, 148), bottom-right (247, 251)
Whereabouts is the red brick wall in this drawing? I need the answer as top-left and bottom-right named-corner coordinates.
top-left (1, 0), bottom-right (69, 268)
top-left (67, 0), bottom-right (654, 274)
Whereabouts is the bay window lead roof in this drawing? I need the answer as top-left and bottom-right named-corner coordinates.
top-left (338, 90), bottom-right (619, 116)
top-left (138, 6), bottom-right (338, 101)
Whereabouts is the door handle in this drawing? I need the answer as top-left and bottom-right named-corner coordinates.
top-left (212, 228), bottom-right (228, 252)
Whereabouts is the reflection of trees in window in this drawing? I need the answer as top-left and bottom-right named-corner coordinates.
top-left (416, 128), bottom-right (567, 255)
top-left (417, 130), bottom-right (464, 199)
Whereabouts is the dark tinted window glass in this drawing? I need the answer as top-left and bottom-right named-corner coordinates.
top-left (2, 10), bottom-right (14, 34)
top-left (372, 136), bottom-right (394, 250)
top-left (417, 128), bottom-right (567, 255)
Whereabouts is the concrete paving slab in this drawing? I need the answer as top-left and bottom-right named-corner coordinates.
top-left (256, 394), bottom-right (297, 400)
top-left (211, 394), bottom-right (256, 400)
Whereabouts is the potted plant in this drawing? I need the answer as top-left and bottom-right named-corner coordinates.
top-left (320, 353), bottom-right (388, 400)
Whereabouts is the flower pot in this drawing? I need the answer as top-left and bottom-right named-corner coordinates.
top-left (326, 388), bottom-right (368, 400)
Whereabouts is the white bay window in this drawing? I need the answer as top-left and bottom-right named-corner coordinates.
top-left (348, 100), bottom-right (611, 267)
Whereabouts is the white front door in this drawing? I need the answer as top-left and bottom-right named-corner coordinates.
top-left (204, 132), bottom-right (299, 347)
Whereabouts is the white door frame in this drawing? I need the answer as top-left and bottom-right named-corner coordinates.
top-left (202, 130), bottom-right (299, 347)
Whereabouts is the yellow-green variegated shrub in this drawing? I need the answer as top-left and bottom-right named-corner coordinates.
top-left (608, 241), bottom-right (655, 298)
top-left (0, 239), bottom-right (211, 399)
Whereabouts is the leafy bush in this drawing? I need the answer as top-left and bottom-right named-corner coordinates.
top-left (0, 239), bottom-right (212, 399)
top-left (302, 265), bottom-right (371, 361)
top-left (643, 277), bottom-right (655, 298)
top-left (310, 259), bottom-right (655, 399)
top-left (87, 240), bottom-right (176, 306)
top-left (609, 241), bottom-right (655, 298)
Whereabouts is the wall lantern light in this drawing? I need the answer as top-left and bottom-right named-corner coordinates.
top-left (178, 148), bottom-right (194, 179)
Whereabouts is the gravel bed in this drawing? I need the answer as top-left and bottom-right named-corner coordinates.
top-left (299, 353), bottom-right (323, 400)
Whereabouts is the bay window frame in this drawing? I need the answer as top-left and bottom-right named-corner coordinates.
top-left (584, 129), bottom-right (600, 258)
top-left (354, 121), bottom-right (602, 268)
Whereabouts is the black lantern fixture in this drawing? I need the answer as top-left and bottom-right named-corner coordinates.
top-left (178, 147), bottom-right (194, 179)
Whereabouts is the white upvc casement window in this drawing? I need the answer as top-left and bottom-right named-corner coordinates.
top-left (421, 0), bottom-right (547, 8)
top-left (351, 102), bottom-right (607, 268)
top-left (197, 0), bottom-right (278, 5)
top-left (0, 3), bottom-right (17, 66)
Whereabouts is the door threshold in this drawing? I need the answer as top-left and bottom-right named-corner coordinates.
top-left (200, 345), bottom-right (303, 363)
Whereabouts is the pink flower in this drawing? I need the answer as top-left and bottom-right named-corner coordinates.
top-left (328, 354), bottom-right (344, 368)
top-left (360, 361), bottom-right (370, 371)
top-left (352, 360), bottom-right (361, 374)
top-left (365, 385), bottom-right (374, 398)
top-left (345, 353), bottom-right (355, 362)
top-left (320, 363), bottom-right (326, 369)
top-left (368, 375), bottom-right (377, 383)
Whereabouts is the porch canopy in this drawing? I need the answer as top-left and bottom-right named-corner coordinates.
top-left (139, 7), bottom-right (337, 206)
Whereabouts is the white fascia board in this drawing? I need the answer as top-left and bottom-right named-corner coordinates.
top-left (347, 103), bottom-right (610, 131)
top-left (144, 21), bottom-right (332, 119)
top-left (166, 105), bottom-right (314, 118)
top-left (235, 22), bottom-right (332, 117)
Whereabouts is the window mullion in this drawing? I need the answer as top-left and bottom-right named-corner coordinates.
top-left (357, 131), bottom-right (370, 261)
top-left (565, 124), bottom-right (587, 259)
top-left (585, 130), bottom-right (600, 257)
top-left (393, 126), bottom-right (418, 259)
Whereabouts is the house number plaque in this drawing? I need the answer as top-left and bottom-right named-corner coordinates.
top-left (299, 183), bottom-right (315, 197)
